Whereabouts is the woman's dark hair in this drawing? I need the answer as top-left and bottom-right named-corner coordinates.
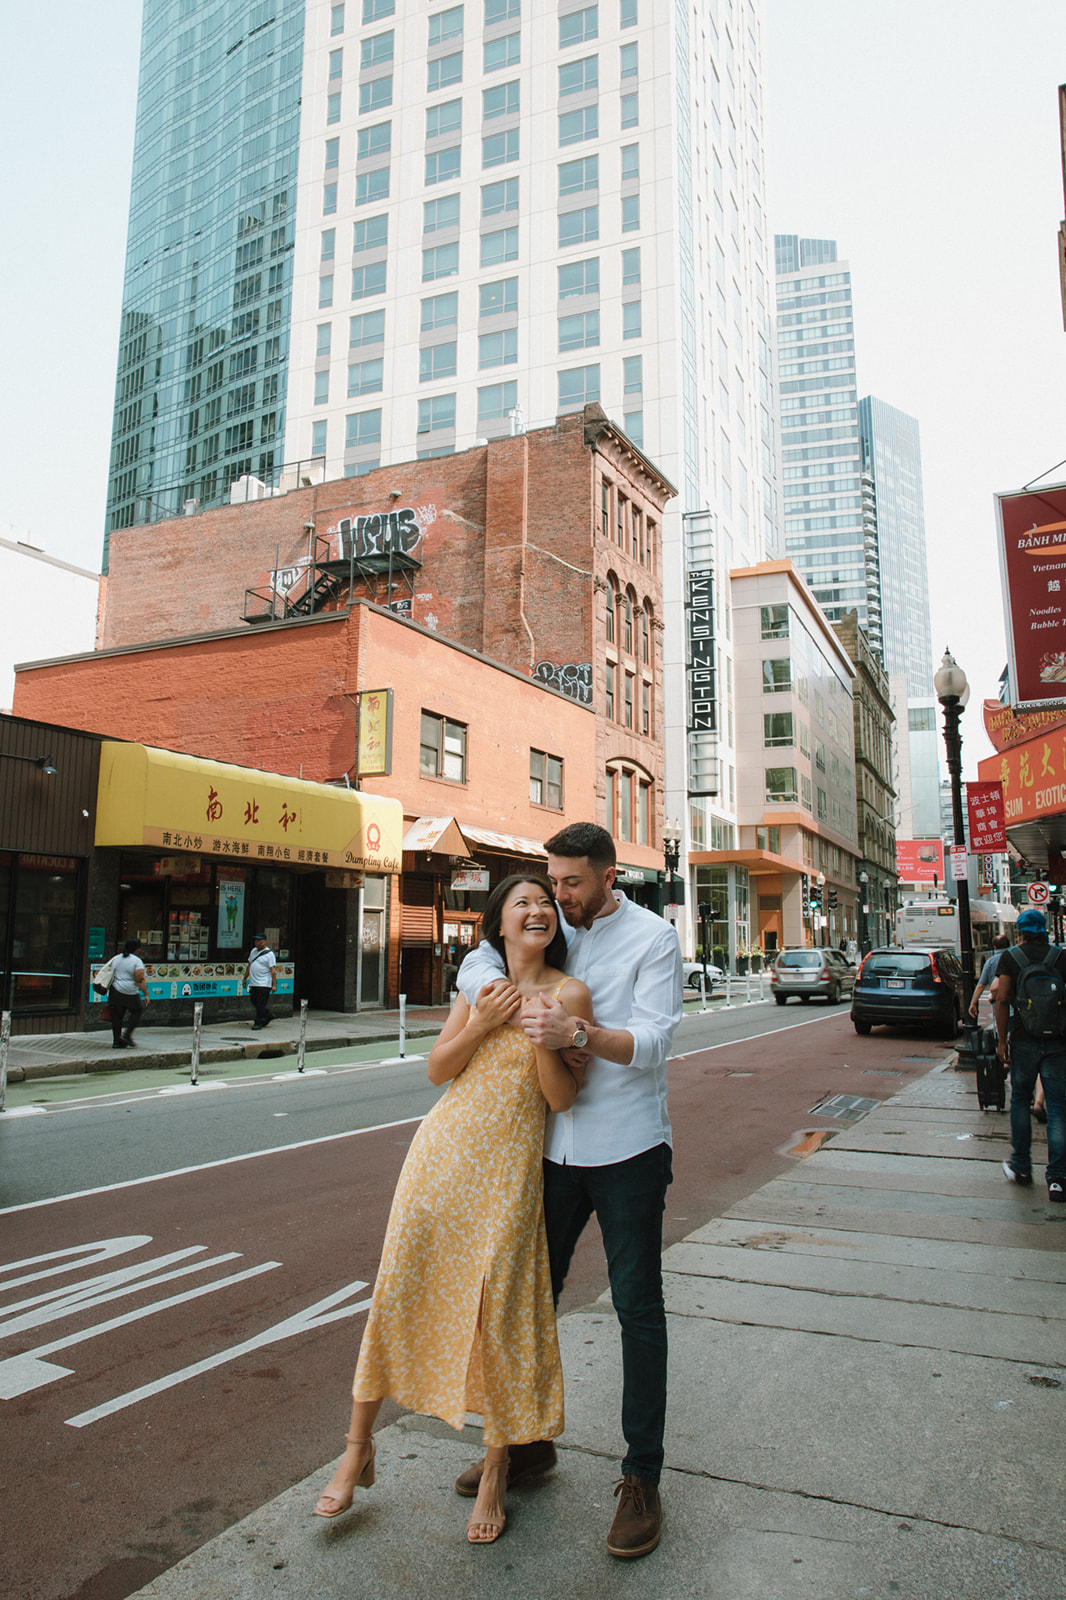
top-left (480, 874), bottom-right (568, 973)
top-left (122, 939), bottom-right (141, 955)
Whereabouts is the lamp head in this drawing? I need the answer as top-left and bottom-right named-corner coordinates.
top-left (934, 648), bottom-right (968, 703)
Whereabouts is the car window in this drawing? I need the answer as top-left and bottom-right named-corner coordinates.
top-left (864, 953), bottom-right (931, 976)
top-left (777, 951), bottom-right (821, 967)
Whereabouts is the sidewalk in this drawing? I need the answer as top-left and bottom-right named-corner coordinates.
top-left (1, 1006), bottom-right (454, 1083)
top-left (128, 1059), bottom-right (1065, 1600)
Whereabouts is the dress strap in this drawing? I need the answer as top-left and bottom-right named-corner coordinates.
top-left (551, 977), bottom-right (569, 1000)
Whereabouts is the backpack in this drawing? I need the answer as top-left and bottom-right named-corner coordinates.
top-left (1012, 943), bottom-right (1066, 1038)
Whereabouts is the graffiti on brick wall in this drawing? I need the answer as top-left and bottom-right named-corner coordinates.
top-left (327, 503), bottom-right (437, 564)
top-left (534, 661), bottom-right (593, 704)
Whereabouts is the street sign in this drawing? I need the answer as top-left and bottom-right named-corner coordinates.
top-left (1028, 881), bottom-right (1050, 906)
top-left (950, 846), bottom-right (968, 881)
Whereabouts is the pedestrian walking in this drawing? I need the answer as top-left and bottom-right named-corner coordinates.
top-left (242, 933), bottom-right (276, 1029)
top-left (108, 940), bottom-right (149, 1048)
top-left (995, 908), bottom-right (1065, 1201)
top-left (456, 822), bottom-right (683, 1559)
top-left (969, 932), bottom-right (1010, 1019)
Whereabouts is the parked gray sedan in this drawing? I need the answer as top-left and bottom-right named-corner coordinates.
top-left (770, 947), bottom-right (856, 1005)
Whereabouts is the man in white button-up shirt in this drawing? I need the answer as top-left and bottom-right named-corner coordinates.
top-left (455, 823), bottom-right (683, 1559)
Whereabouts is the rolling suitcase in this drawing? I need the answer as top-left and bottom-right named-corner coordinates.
top-left (975, 1026), bottom-right (1006, 1112)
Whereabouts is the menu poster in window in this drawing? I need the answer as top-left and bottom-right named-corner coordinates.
top-left (217, 879), bottom-right (246, 948)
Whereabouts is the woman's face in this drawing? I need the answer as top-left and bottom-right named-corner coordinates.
top-left (499, 881), bottom-right (557, 950)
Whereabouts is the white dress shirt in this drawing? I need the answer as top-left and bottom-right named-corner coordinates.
top-left (457, 892), bottom-right (683, 1166)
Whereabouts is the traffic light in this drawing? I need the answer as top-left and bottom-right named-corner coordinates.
top-left (827, 888), bottom-right (839, 910)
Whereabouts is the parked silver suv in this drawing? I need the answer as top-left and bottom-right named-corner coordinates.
top-left (770, 947), bottom-right (856, 1006)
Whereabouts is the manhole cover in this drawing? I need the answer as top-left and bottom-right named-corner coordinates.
top-left (808, 1093), bottom-right (880, 1120)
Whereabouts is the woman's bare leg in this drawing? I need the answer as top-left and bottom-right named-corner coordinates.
top-left (313, 1399), bottom-right (381, 1517)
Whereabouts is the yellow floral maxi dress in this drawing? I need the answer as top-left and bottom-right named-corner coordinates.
top-left (350, 1019), bottom-right (565, 1446)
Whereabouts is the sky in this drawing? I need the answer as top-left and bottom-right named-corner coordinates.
top-left (2, 1), bottom-right (1064, 779)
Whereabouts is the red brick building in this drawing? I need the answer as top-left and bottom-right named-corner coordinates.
top-left (16, 409), bottom-right (672, 1005)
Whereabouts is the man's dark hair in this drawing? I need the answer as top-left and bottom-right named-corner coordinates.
top-left (122, 938), bottom-right (141, 955)
top-left (543, 821), bottom-right (616, 869)
top-left (992, 934), bottom-right (1010, 950)
top-left (480, 874), bottom-right (568, 972)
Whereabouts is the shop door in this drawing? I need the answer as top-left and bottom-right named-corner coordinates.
top-left (296, 875), bottom-right (347, 1010)
top-left (359, 908), bottom-right (385, 1007)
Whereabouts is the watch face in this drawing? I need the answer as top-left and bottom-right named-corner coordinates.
top-left (572, 1026), bottom-right (588, 1047)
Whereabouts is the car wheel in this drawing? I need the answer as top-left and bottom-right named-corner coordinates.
top-left (827, 983), bottom-right (840, 1005)
top-left (940, 1004), bottom-right (961, 1040)
top-left (853, 1018), bottom-right (872, 1035)
top-left (774, 993), bottom-right (787, 1006)
top-left (686, 973), bottom-right (701, 990)
top-left (800, 994), bottom-right (811, 1004)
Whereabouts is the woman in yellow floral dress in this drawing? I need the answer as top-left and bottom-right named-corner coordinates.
top-left (313, 874), bottom-right (591, 1544)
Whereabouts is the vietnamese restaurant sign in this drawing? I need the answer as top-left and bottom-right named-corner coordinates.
top-left (997, 483), bottom-right (1066, 708)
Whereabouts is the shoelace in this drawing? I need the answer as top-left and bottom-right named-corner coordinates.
top-left (613, 1476), bottom-right (648, 1513)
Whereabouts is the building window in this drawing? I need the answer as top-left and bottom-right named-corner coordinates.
top-left (620, 0), bottom-right (637, 23)
top-left (559, 106), bottom-right (598, 146)
top-left (346, 408), bottom-right (382, 446)
top-left (422, 242), bottom-right (459, 280)
top-left (530, 749), bottom-right (563, 810)
top-left (482, 177), bottom-right (518, 215)
top-left (642, 606), bottom-right (650, 660)
top-left (421, 712), bottom-right (466, 781)
top-left (354, 215), bottom-right (388, 252)
top-left (350, 309), bottom-right (385, 346)
top-left (426, 98), bottom-right (462, 139)
top-left (323, 183), bottom-right (338, 214)
top-left (312, 419), bottom-right (327, 456)
top-left (620, 39), bottom-right (638, 74)
top-left (421, 291), bottom-right (458, 330)
top-left (605, 576), bottom-right (616, 640)
top-left (560, 6), bottom-right (598, 47)
top-left (765, 767), bottom-right (799, 804)
top-left (764, 712), bottom-right (795, 748)
top-left (325, 137), bottom-right (340, 169)
top-left (620, 91), bottom-right (638, 127)
top-left (624, 671), bottom-right (634, 728)
top-left (484, 31), bottom-right (520, 71)
top-left (477, 380), bottom-right (517, 421)
top-left (761, 604), bottom-right (789, 639)
top-left (559, 55), bottom-right (598, 96)
top-left (621, 194), bottom-right (640, 232)
top-left (642, 678), bottom-right (650, 735)
top-left (327, 92), bottom-right (342, 124)
top-left (332, 3), bottom-right (346, 33)
top-left (347, 359), bottom-right (383, 396)
top-left (558, 365), bottom-right (600, 410)
top-left (356, 168), bottom-right (390, 206)
top-left (601, 481), bottom-right (611, 539)
top-left (318, 276), bottom-right (334, 309)
top-left (361, 31), bottom-right (393, 67)
top-left (359, 77), bottom-right (392, 115)
top-left (559, 310), bottom-right (599, 351)
top-left (424, 193), bottom-right (460, 232)
top-left (559, 154), bottom-right (598, 195)
top-left (428, 52), bottom-right (463, 92)
top-left (420, 344), bottom-right (457, 382)
top-left (486, 0), bottom-right (519, 20)
top-left (817, 787), bottom-right (828, 821)
top-left (608, 765), bottom-right (651, 843)
top-left (314, 370), bottom-right (329, 405)
top-left (559, 258), bottom-right (599, 299)
top-left (479, 277), bottom-right (518, 316)
top-left (363, 0), bottom-right (393, 18)
top-left (479, 328), bottom-right (517, 367)
top-left (425, 147), bottom-right (461, 185)
top-left (622, 245), bottom-right (641, 285)
top-left (483, 129), bottom-right (519, 167)
top-left (762, 658), bottom-right (791, 694)
top-left (606, 660), bottom-right (616, 719)
top-left (559, 206), bottom-right (599, 247)
top-left (622, 299), bottom-right (641, 337)
top-left (756, 825), bottom-right (781, 854)
top-left (318, 324), bottom-right (332, 356)
top-left (321, 229), bottom-right (336, 261)
top-left (357, 122), bottom-right (391, 159)
top-left (483, 80), bottom-right (520, 119)
top-left (417, 393), bottom-right (456, 433)
top-left (351, 261), bottom-right (387, 298)
top-left (480, 226), bottom-right (518, 267)
top-left (429, 4), bottom-right (464, 44)
top-left (623, 353), bottom-right (642, 392)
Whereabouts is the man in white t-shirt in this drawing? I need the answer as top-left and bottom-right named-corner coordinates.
top-left (455, 822), bottom-right (682, 1559)
top-left (243, 934), bottom-right (277, 1029)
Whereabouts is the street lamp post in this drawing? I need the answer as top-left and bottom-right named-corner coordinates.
top-left (858, 869), bottom-right (869, 954)
top-left (662, 817), bottom-right (682, 920)
top-left (934, 647), bottom-right (975, 1010)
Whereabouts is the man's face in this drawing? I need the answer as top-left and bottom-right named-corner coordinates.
top-left (547, 854), bottom-right (616, 929)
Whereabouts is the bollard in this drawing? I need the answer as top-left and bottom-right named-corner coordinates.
top-left (724, 973), bottom-right (734, 1009)
top-left (0, 1010), bottom-right (10, 1113)
top-left (190, 1001), bottom-right (203, 1086)
top-left (699, 972), bottom-right (707, 1009)
top-left (398, 993), bottom-right (407, 1059)
top-left (296, 997), bottom-right (309, 1073)
top-left (745, 971), bottom-right (752, 1003)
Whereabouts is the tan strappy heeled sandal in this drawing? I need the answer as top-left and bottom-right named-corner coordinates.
top-left (312, 1434), bottom-right (376, 1519)
top-left (467, 1449), bottom-right (508, 1544)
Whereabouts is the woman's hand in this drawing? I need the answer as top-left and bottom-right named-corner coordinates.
top-left (474, 979), bottom-right (522, 1031)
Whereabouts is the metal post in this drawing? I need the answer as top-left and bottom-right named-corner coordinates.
top-left (745, 971), bottom-right (752, 1003)
top-left (941, 696), bottom-right (976, 1009)
top-left (296, 997), bottom-right (309, 1073)
top-left (723, 972), bottom-right (733, 1009)
top-left (398, 993), bottom-right (407, 1058)
top-left (190, 1001), bottom-right (203, 1086)
top-left (0, 1010), bottom-right (10, 1113)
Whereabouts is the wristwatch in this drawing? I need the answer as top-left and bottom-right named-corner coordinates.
top-left (571, 1023), bottom-right (589, 1049)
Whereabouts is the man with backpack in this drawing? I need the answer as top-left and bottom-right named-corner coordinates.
top-left (995, 908), bottom-right (1065, 1200)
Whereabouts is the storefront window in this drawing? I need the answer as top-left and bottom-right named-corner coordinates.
top-left (117, 856), bottom-right (291, 961)
top-left (256, 869), bottom-right (292, 958)
top-left (694, 866), bottom-right (729, 966)
top-left (2, 854), bottom-right (81, 1013)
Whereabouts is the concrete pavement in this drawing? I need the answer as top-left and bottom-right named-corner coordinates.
top-left (123, 1058), bottom-right (1065, 1600)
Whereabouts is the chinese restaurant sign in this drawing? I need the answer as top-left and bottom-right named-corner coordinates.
top-left (357, 688), bottom-right (393, 777)
top-left (896, 839), bottom-right (945, 883)
top-left (982, 697), bottom-right (1066, 752)
top-left (966, 782), bottom-right (1007, 853)
top-left (996, 483), bottom-right (1066, 707)
top-left (95, 743), bottom-right (403, 872)
top-left (978, 727), bottom-right (1066, 826)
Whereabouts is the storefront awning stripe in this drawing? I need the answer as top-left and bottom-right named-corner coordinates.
top-left (95, 742), bottom-right (403, 872)
top-left (459, 823), bottom-right (547, 859)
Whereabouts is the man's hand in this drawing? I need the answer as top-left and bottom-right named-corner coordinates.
top-left (520, 991), bottom-right (579, 1051)
top-left (968, 999), bottom-right (979, 1019)
top-left (996, 1038), bottom-right (1008, 1064)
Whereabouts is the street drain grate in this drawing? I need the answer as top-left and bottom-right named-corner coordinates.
top-left (900, 1056), bottom-right (940, 1062)
top-left (808, 1093), bottom-right (881, 1120)
top-left (860, 1069), bottom-right (902, 1077)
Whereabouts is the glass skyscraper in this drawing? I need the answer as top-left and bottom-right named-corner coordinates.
top-left (104, 0), bottom-right (304, 563)
top-left (858, 395), bottom-right (932, 695)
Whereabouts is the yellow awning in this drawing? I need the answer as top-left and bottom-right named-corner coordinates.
top-left (96, 742), bottom-right (403, 872)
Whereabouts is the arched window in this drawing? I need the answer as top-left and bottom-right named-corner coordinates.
top-left (641, 604), bottom-right (651, 664)
top-left (607, 762), bottom-right (654, 844)
top-left (623, 589), bottom-right (634, 653)
top-left (605, 577), bottom-right (617, 643)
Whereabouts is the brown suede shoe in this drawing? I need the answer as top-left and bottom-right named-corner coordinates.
top-left (455, 1439), bottom-right (557, 1497)
top-left (606, 1474), bottom-right (662, 1559)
